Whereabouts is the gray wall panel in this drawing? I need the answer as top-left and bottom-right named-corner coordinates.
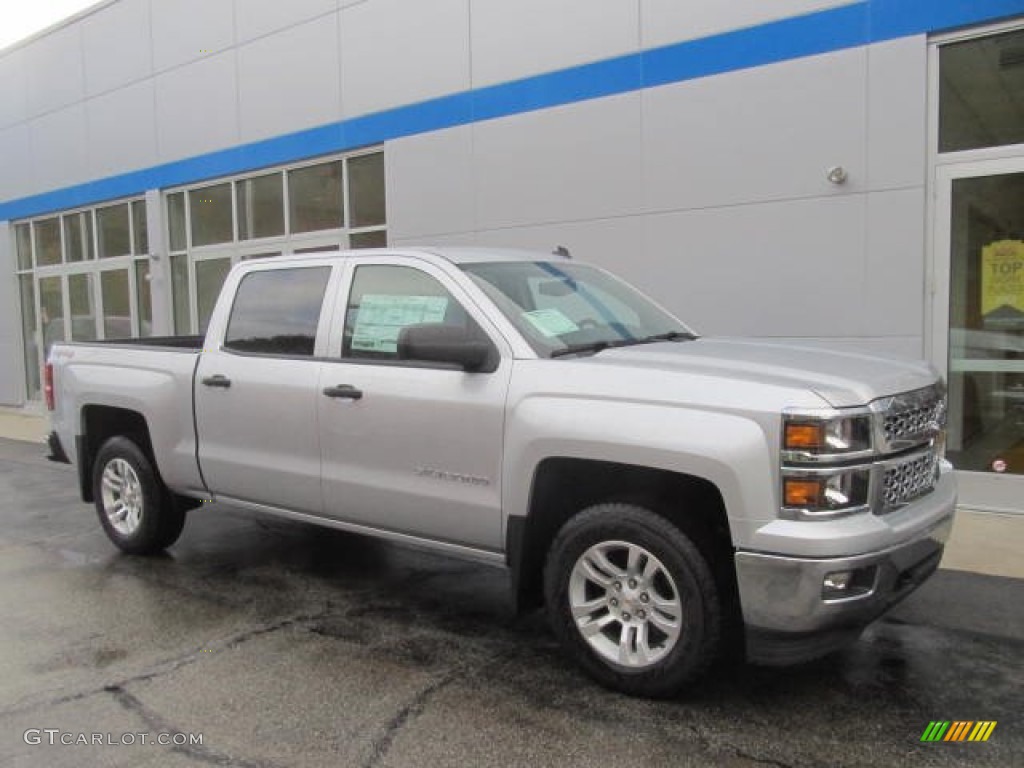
top-left (235, 0), bottom-right (338, 44)
top-left (470, 0), bottom-right (639, 87)
top-left (867, 36), bottom-right (928, 190)
top-left (151, 0), bottom-right (235, 73)
top-left (155, 52), bottom-right (239, 163)
top-left (0, 222), bottom-right (23, 405)
top-left (25, 24), bottom-right (84, 118)
top-left (82, 0), bottom-right (152, 97)
top-left (0, 125), bottom-right (32, 202)
top-left (473, 93), bottom-right (644, 230)
top-left (0, 49), bottom-right (29, 130)
top-left (642, 49), bottom-right (868, 214)
top-left (340, 0), bottom-right (470, 118)
top-left (86, 80), bottom-right (158, 179)
top-left (864, 188), bottom-right (926, 341)
top-left (29, 104), bottom-right (90, 194)
top-left (237, 16), bottom-right (342, 144)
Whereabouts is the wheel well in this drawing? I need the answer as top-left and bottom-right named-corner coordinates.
top-left (79, 406), bottom-right (155, 502)
top-left (509, 458), bottom-right (738, 616)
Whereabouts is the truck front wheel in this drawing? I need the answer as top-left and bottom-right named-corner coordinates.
top-left (92, 436), bottom-right (185, 554)
top-left (544, 503), bottom-right (721, 697)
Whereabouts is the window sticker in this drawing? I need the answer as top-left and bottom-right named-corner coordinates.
top-left (351, 294), bottom-right (448, 352)
top-left (522, 308), bottom-right (579, 338)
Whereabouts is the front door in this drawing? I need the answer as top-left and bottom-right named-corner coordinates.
top-left (934, 158), bottom-right (1024, 510)
top-left (318, 258), bottom-right (511, 551)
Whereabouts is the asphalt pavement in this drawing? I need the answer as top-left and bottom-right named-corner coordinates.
top-left (0, 437), bottom-right (1020, 768)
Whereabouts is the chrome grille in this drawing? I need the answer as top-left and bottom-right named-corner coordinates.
top-left (879, 451), bottom-right (938, 513)
top-left (879, 386), bottom-right (946, 449)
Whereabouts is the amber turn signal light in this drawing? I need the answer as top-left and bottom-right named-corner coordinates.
top-left (784, 423), bottom-right (822, 450)
top-left (784, 478), bottom-right (823, 507)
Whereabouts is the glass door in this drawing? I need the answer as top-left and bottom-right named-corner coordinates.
top-left (934, 158), bottom-right (1024, 511)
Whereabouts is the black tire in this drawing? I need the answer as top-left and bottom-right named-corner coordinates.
top-left (92, 436), bottom-right (186, 555)
top-left (544, 503), bottom-right (721, 698)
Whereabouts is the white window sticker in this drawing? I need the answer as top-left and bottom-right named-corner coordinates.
top-left (351, 294), bottom-right (449, 352)
top-left (522, 308), bottom-right (579, 337)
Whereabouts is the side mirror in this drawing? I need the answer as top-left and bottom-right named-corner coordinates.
top-left (397, 324), bottom-right (494, 372)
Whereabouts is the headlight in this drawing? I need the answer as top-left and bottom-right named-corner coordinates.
top-left (781, 468), bottom-right (872, 520)
top-left (782, 413), bottom-right (872, 460)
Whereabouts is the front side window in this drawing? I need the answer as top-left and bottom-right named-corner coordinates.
top-left (462, 261), bottom-right (692, 357)
top-left (342, 265), bottom-right (481, 360)
top-left (224, 267), bottom-right (331, 356)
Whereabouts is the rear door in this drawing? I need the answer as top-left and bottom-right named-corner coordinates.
top-left (195, 262), bottom-right (338, 513)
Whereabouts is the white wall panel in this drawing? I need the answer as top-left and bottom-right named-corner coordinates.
top-left (155, 52), bottom-right (239, 162)
top-left (0, 125), bottom-right (32, 202)
top-left (864, 188), bottom-right (926, 338)
top-left (29, 104), bottom-right (89, 193)
top-left (640, 0), bottom-right (858, 49)
top-left (86, 80), bottom-right (158, 179)
top-left (238, 16), bottom-right (341, 143)
top-left (474, 93), bottom-right (643, 230)
top-left (0, 222), bottom-right (22, 405)
top-left (25, 25), bottom-right (84, 117)
top-left (152, 0), bottom-right (235, 72)
top-left (642, 49), bottom-right (866, 213)
top-left (641, 195), bottom-right (867, 338)
top-left (0, 49), bottom-right (29, 129)
top-left (386, 125), bottom-right (475, 239)
top-left (340, 0), bottom-right (470, 117)
top-left (235, 0), bottom-right (337, 43)
top-left (82, 0), bottom-right (152, 96)
top-left (867, 36), bottom-right (927, 190)
top-left (470, 0), bottom-right (639, 87)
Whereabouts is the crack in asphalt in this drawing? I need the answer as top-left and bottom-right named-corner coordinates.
top-left (105, 684), bottom-right (284, 768)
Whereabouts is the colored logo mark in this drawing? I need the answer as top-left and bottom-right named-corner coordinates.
top-left (920, 721), bottom-right (997, 742)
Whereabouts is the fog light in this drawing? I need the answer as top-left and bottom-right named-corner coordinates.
top-left (823, 571), bottom-right (854, 591)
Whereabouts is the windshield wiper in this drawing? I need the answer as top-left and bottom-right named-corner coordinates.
top-left (550, 331), bottom-right (696, 358)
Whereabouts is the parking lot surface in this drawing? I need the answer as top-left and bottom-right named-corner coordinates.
top-left (0, 437), bottom-right (1020, 768)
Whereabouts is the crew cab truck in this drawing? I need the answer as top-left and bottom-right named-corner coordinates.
top-left (47, 248), bottom-right (956, 697)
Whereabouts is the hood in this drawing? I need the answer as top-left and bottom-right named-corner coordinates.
top-left (584, 338), bottom-right (938, 408)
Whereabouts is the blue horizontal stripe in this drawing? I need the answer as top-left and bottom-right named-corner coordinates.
top-left (2, 0), bottom-right (1021, 221)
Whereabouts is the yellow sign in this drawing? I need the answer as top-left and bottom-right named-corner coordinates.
top-left (981, 240), bottom-right (1024, 322)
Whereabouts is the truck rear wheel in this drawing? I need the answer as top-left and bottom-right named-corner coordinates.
top-left (544, 503), bottom-right (721, 698)
top-left (92, 436), bottom-right (185, 554)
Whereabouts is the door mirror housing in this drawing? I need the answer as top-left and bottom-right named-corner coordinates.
top-left (397, 324), bottom-right (495, 372)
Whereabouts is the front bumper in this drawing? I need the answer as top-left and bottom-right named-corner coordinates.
top-left (736, 492), bottom-right (955, 665)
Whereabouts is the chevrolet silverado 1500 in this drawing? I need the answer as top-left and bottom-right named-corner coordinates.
top-left (47, 247), bottom-right (956, 697)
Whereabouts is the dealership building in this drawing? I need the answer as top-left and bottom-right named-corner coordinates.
top-left (0, 0), bottom-right (1022, 512)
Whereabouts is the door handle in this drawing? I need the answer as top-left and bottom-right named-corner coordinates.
top-left (323, 384), bottom-right (363, 400)
top-left (201, 375), bottom-right (232, 388)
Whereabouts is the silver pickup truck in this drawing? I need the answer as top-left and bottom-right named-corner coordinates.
top-left (47, 247), bottom-right (956, 697)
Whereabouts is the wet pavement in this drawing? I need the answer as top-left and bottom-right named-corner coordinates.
top-left (0, 437), bottom-right (1020, 768)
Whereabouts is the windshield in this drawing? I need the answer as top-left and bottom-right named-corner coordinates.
top-left (461, 261), bottom-right (695, 357)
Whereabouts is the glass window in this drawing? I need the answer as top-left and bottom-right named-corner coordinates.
top-left (68, 273), bottom-right (98, 341)
top-left (195, 258), bottom-right (232, 333)
top-left (100, 270), bottom-right (132, 339)
top-left (350, 230), bottom-right (387, 249)
top-left (940, 30), bottom-right (1024, 153)
top-left (132, 199), bottom-right (149, 255)
top-left (237, 173), bottom-right (284, 240)
top-left (224, 267), bottom-right (330, 356)
top-left (348, 152), bottom-right (386, 228)
top-left (16, 223), bottom-right (33, 270)
top-left (96, 203), bottom-right (131, 258)
top-left (190, 183), bottom-right (233, 247)
top-left (63, 212), bottom-right (94, 262)
top-left (171, 253), bottom-right (191, 334)
top-left (462, 261), bottom-right (690, 357)
top-left (34, 218), bottom-right (62, 266)
top-left (289, 161), bottom-right (343, 233)
top-left (19, 275), bottom-right (39, 399)
top-left (39, 275), bottom-right (65, 354)
top-left (343, 265), bottom-right (475, 360)
top-left (135, 260), bottom-right (153, 336)
top-left (168, 192), bottom-right (187, 252)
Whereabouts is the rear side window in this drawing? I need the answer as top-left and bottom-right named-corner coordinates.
top-left (224, 267), bottom-right (331, 356)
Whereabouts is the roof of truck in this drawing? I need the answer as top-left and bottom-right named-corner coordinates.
top-left (246, 246), bottom-right (572, 267)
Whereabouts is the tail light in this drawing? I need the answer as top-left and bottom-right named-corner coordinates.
top-left (44, 363), bottom-right (55, 411)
